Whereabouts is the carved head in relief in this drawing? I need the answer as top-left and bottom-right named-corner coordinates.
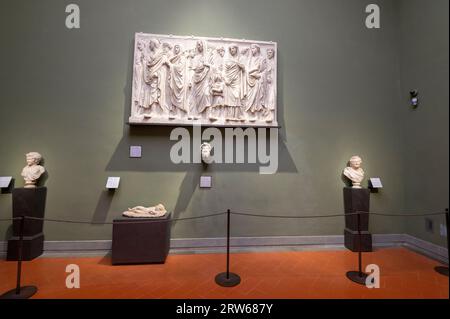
top-left (267, 48), bottom-right (275, 60)
top-left (174, 44), bottom-right (181, 55)
top-left (149, 38), bottom-right (161, 52)
top-left (137, 41), bottom-right (144, 51)
top-left (229, 44), bottom-right (239, 57)
top-left (217, 46), bottom-right (225, 57)
top-left (196, 40), bottom-right (204, 54)
top-left (251, 44), bottom-right (260, 56)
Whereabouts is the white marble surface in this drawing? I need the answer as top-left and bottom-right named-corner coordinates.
top-left (343, 155), bottom-right (365, 188)
top-left (129, 33), bottom-right (278, 127)
top-left (21, 152), bottom-right (45, 188)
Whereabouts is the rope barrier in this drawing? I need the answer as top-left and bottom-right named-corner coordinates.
top-left (368, 211), bottom-right (446, 217)
top-left (21, 211), bottom-right (228, 225)
top-left (0, 210), bottom-right (446, 225)
top-left (230, 210), bottom-right (447, 219)
top-left (0, 217), bottom-right (22, 222)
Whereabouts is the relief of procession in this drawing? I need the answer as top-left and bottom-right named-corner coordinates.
top-left (131, 35), bottom-right (277, 124)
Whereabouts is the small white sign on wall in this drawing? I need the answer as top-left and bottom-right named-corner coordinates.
top-left (130, 146), bottom-right (142, 158)
top-left (370, 178), bottom-right (383, 188)
top-left (106, 177), bottom-right (121, 189)
top-left (0, 176), bottom-right (12, 188)
top-left (200, 176), bottom-right (212, 188)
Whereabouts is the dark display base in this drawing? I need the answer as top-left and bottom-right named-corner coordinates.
top-left (112, 213), bottom-right (171, 265)
top-left (0, 286), bottom-right (38, 299)
top-left (343, 187), bottom-right (370, 230)
top-left (346, 271), bottom-right (368, 285)
top-left (344, 229), bottom-right (372, 252)
top-left (343, 187), bottom-right (372, 252)
top-left (215, 272), bottom-right (241, 287)
top-left (7, 187), bottom-right (47, 261)
top-left (434, 266), bottom-right (449, 277)
top-left (7, 233), bottom-right (44, 261)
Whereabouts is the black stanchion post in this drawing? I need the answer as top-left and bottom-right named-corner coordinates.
top-left (215, 209), bottom-right (241, 287)
top-left (1, 216), bottom-right (38, 299)
top-left (435, 208), bottom-right (449, 277)
top-left (346, 211), bottom-right (368, 285)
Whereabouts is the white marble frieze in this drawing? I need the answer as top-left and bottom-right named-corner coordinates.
top-left (129, 33), bottom-right (278, 127)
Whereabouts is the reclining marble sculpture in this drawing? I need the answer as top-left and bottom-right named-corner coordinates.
top-left (21, 152), bottom-right (45, 188)
top-left (122, 204), bottom-right (167, 218)
top-left (129, 33), bottom-right (278, 127)
top-left (343, 155), bottom-right (365, 188)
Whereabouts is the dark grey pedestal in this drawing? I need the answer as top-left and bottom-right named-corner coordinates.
top-left (7, 187), bottom-right (47, 261)
top-left (343, 187), bottom-right (372, 252)
top-left (112, 213), bottom-right (171, 265)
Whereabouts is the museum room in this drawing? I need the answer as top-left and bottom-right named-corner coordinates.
top-left (0, 0), bottom-right (448, 308)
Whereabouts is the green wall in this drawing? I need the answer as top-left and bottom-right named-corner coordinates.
top-left (397, 0), bottom-right (449, 246)
top-left (0, 0), bottom-right (446, 244)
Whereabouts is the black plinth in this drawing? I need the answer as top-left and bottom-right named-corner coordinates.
top-left (434, 266), bottom-right (449, 277)
top-left (215, 272), bottom-right (241, 287)
top-left (0, 286), bottom-right (37, 299)
top-left (346, 271), bottom-right (368, 285)
top-left (7, 187), bottom-right (47, 261)
top-left (112, 213), bottom-right (171, 265)
top-left (344, 229), bottom-right (372, 252)
top-left (343, 187), bottom-right (372, 252)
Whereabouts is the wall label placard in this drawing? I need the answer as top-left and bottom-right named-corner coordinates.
top-left (369, 177), bottom-right (383, 188)
top-left (106, 177), bottom-right (121, 189)
top-left (0, 176), bottom-right (12, 188)
top-left (200, 176), bottom-right (212, 188)
top-left (130, 146), bottom-right (142, 158)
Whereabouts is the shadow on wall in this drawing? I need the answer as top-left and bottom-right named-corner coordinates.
top-left (106, 39), bottom-right (295, 173)
top-left (96, 37), bottom-right (298, 222)
top-left (91, 190), bottom-right (115, 223)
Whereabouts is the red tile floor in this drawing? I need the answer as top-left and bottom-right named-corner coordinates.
top-left (0, 247), bottom-right (448, 299)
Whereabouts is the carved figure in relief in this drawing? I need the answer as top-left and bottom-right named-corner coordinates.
top-left (142, 38), bottom-right (170, 118)
top-left (209, 73), bottom-right (225, 120)
top-left (133, 40), bottom-right (146, 113)
top-left (223, 44), bottom-right (247, 121)
top-left (263, 48), bottom-right (276, 123)
top-left (168, 44), bottom-right (188, 119)
top-left (187, 40), bottom-right (212, 120)
top-left (245, 44), bottom-right (267, 121)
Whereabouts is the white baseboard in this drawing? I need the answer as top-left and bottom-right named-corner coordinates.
top-left (0, 234), bottom-right (447, 264)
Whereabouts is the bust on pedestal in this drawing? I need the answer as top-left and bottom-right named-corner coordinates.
top-left (342, 156), bottom-right (372, 252)
top-left (7, 152), bottom-right (47, 261)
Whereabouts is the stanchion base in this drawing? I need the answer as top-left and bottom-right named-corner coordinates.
top-left (346, 271), bottom-right (368, 285)
top-left (434, 266), bottom-right (449, 277)
top-left (215, 272), bottom-right (241, 287)
top-left (0, 286), bottom-right (37, 299)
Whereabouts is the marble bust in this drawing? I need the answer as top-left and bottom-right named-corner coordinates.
top-left (201, 142), bottom-right (212, 163)
top-left (122, 203), bottom-right (167, 218)
top-left (21, 152), bottom-right (45, 188)
top-left (343, 155), bottom-right (365, 188)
